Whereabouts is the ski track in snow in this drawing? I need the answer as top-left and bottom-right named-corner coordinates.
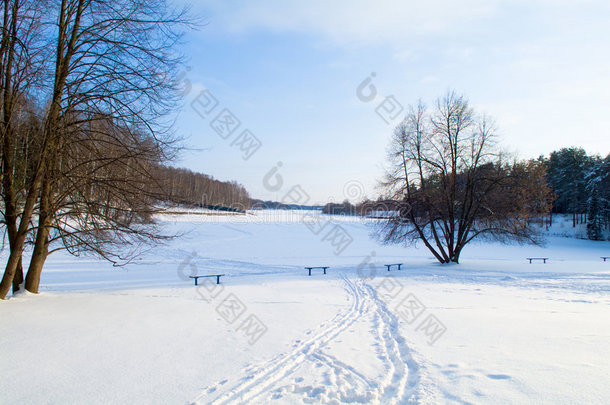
top-left (192, 275), bottom-right (427, 404)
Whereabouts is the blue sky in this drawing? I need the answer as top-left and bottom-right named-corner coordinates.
top-left (172, 0), bottom-right (610, 204)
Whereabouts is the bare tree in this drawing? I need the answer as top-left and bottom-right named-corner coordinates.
top-left (377, 92), bottom-right (553, 264)
top-left (155, 165), bottom-right (251, 210)
top-left (0, 0), bottom-right (192, 298)
top-left (0, 0), bottom-right (45, 293)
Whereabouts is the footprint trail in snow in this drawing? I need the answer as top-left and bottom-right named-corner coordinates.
top-left (192, 275), bottom-right (431, 404)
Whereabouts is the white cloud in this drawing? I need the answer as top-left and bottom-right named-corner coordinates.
top-left (201, 0), bottom-right (502, 45)
top-left (419, 75), bottom-right (438, 84)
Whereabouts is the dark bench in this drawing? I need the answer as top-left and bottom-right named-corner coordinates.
top-left (602, 257), bottom-right (610, 262)
top-left (190, 274), bottom-right (225, 285)
top-left (384, 263), bottom-right (403, 271)
top-left (526, 258), bottom-right (548, 264)
top-left (305, 266), bottom-right (329, 276)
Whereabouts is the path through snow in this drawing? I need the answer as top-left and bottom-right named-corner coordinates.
top-left (194, 274), bottom-right (433, 404)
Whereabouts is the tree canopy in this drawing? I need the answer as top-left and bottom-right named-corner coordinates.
top-left (376, 92), bottom-right (553, 264)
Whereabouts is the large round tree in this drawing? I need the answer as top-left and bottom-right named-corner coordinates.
top-left (377, 91), bottom-right (553, 264)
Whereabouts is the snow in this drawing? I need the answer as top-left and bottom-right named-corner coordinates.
top-left (542, 213), bottom-right (609, 240)
top-left (1, 210), bottom-right (610, 404)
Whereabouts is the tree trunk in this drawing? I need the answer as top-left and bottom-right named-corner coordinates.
top-left (450, 246), bottom-right (461, 263)
top-left (25, 171), bottom-right (53, 293)
top-left (573, 212), bottom-right (576, 227)
top-left (3, 199), bottom-right (24, 293)
top-left (12, 258), bottom-right (23, 293)
top-left (25, 225), bottom-right (50, 293)
top-left (0, 244), bottom-right (27, 298)
top-left (0, 161), bottom-right (46, 299)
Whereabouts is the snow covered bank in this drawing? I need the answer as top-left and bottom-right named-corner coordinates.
top-left (1, 210), bottom-right (609, 404)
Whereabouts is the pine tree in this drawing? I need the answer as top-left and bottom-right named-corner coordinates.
top-left (585, 157), bottom-right (609, 241)
top-left (544, 148), bottom-right (593, 214)
top-left (586, 186), bottom-right (603, 240)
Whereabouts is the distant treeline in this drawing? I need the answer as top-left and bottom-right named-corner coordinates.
top-left (153, 166), bottom-right (251, 210)
top-left (319, 147), bottom-right (609, 241)
top-left (322, 200), bottom-right (401, 216)
top-left (251, 199), bottom-right (321, 210)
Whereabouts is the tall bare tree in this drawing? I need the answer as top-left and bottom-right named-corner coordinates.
top-left (377, 92), bottom-right (553, 264)
top-left (0, 0), bottom-right (45, 293)
top-left (0, 0), bottom-right (191, 298)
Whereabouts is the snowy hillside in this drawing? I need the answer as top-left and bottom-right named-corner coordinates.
top-left (1, 210), bottom-right (610, 404)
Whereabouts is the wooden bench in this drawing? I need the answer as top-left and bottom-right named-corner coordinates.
top-left (384, 263), bottom-right (403, 271)
top-left (526, 257), bottom-right (548, 264)
top-left (305, 266), bottom-right (329, 276)
top-left (190, 274), bottom-right (225, 285)
top-left (602, 257), bottom-right (610, 262)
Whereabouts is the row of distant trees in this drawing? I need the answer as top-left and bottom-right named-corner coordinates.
top-left (323, 147), bottom-right (608, 245)
top-left (0, 0), bottom-right (192, 299)
top-left (155, 166), bottom-right (251, 210)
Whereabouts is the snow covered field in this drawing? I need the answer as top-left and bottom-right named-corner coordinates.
top-left (2, 210), bottom-right (610, 404)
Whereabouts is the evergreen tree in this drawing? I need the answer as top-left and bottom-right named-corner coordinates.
top-left (585, 154), bottom-right (610, 240)
top-left (586, 185), bottom-right (603, 240)
top-left (544, 147), bottom-right (593, 214)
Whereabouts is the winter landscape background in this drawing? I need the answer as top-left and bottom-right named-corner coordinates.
top-left (1, 1), bottom-right (610, 404)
